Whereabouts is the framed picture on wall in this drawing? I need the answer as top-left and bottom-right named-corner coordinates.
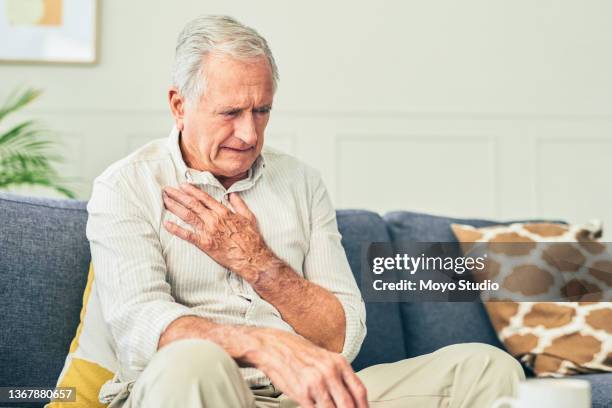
top-left (0, 0), bottom-right (98, 64)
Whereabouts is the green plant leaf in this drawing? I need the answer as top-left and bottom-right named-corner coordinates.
top-left (0, 89), bottom-right (42, 122)
top-left (0, 88), bottom-right (75, 198)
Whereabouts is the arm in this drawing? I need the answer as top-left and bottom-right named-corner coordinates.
top-left (250, 258), bottom-right (347, 352)
top-left (158, 315), bottom-right (368, 408)
top-left (160, 176), bottom-right (368, 407)
top-left (248, 173), bottom-right (366, 358)
top-left (86, 175), bottom-right (198, 371)
top-left (162, 178), bottom-right (365, 358)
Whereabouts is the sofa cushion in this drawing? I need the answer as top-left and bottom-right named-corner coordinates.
top-left (573, 373), bottom-right (612, 408)
top-left (384, 211), bottom-right (520, 243)
top-left (383, 211), bottom-right (515, 356)
top-left (337, 210), bottom-right (407, 370)
top-left (0, 193), bottom-right (90, 393)
top-left (452, 221), bottom-right (612, 377)
top-left (0, 197), bottom-right (406, 390)
top-left (49, 263), bottom-right (116, 408)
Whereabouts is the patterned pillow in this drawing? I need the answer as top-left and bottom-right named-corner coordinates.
top-left (46, 264), bottom-right (117, 407)
top-left (451, 222), bottom-right (612, 377)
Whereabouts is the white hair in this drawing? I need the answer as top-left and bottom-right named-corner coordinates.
top-left (172, 15), bottom-right (279, 103)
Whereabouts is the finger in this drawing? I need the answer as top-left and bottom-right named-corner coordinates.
top-left (301, 401), bottom-right (315, 408)
top-left (325, 370), bottom-right (355, 408)
top-left (228, 192), bottom-right (255, 221)
top-left (179, 183), bottom-right (228, 215)
top-left (163, 186), bottom-right (208, 217)
top-left (333, 356), bottom-right (368, 408)
top-left (313, 390), bottom-right (336, 408)
top-left (260, 359), bottom-right (315, 408)
top-left (341, 368), bottom-right (368, 408)
top-left (292, 393), bottom-right (315, 408)
top-left (162, 193), bottom-right (202, 227)
top-left (163, 220), bottom-right (197, 244)
top-left (305, 369), bottom-right (337, 408)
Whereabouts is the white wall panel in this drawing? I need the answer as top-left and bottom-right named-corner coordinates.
top-left (1, 0), bottom-right (611, 236)
top-left (336, 134), bottom-right (498, 217)
top-left (536, 137), bottom-right (612, 232)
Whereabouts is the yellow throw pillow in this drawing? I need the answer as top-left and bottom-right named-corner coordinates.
top-left (46, 264), bottom-right (117, 407)
top-left (452, 221), bottom-right (612, 377)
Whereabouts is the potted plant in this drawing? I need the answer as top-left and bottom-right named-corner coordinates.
top-left (0, 88), bottom-right (75, 198)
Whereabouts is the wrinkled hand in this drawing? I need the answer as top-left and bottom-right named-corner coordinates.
top-left (162, 183), bottom-right (273, 282)
top-left (247, 328), bottom-right (368, 408)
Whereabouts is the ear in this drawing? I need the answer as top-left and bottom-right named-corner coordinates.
top-left (168, 87), bottom-right (186, 131)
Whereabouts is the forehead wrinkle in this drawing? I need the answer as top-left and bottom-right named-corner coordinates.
top-left (210, 85), bottom-right (272, 111)
top-left (201, 60), bottom-right (274, 113)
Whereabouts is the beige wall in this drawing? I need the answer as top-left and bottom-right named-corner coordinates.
top-left (1, 0), bottom-right (611, 231)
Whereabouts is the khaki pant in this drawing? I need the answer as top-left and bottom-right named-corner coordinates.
top-left (109, 339), bottom-right (525, 408)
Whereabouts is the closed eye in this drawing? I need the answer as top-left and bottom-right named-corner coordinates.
top-left (222, 109), bottom-right (241, 117)
top-left (254, 106), bottom-right (272, 115)
top-left (219, 106), bottom-right (271, 117)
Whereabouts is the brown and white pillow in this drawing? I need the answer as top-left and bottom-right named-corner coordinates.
top-left (452, 222), bottom-right (612, 377)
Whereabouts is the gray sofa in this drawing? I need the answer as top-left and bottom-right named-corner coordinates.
top-left (0, 192), bottom-right (610, 408)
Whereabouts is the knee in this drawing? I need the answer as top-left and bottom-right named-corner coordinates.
top-left (443, 343), bottom-right (525, 380)
top-left (131, 339), bottom-right (253, 407)
top-left (144, 339), bottom-right (238, 386)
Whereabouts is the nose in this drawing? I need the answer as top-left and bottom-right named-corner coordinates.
top-left (233, 111), bottom-right (258, 147)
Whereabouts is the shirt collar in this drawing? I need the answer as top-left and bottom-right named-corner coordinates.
top-left (166, 126), bottom-right (266, 192)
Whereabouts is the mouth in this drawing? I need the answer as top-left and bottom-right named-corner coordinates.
top-left (220, 146), bottom-right (254, 153)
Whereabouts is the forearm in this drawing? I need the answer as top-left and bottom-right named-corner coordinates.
top-left (160, 185), bottom-right (348, 354)
top-left (249, 256), bottom-right (346, 353)
top-left (158, 316), bottom-right (261, 366)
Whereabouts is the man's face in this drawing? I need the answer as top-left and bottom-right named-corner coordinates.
top-left (170, 53), bottom-right (274, 180)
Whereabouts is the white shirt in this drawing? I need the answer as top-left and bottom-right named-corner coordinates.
top-left (86, 126), bottom-right (367, 389)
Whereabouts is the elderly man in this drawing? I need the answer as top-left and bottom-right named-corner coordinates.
top-left (87, 15), bottom-right (524, 408)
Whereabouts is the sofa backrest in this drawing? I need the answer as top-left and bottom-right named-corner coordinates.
top-left (383, 210), bottom-right (551, 358)
top-left (0, 193), bottom-right (90, 390)
top-left (2, 193), bottom-right (540, 387)
top-left (336, 210), bottom-right (407, 370)
top-left (0, 194), bottom-right (410, 388)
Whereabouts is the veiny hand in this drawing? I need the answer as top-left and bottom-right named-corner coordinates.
top-left (247, 328), bottom-right (369, 408)
top-left (162, 183), bottom-right (273, 282)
